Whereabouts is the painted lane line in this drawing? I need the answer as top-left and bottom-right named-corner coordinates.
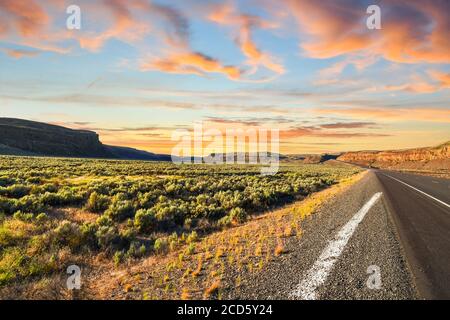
top-left (290, 192), bottom-right (383, 300)
top-left (383, 174), bottom-right (450, 209)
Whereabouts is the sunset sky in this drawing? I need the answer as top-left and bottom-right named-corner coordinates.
top-left (0, 0), bottom-right (449, 154)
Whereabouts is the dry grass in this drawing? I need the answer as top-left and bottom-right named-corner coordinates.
top-left (80, 171), bottom-right (367, 300)
top-left (204, 279), bottom-right (221, 299)
top-left (180, 287), bottom-right (191, 300)
top-left (274, 239), bottom-right (285, 256)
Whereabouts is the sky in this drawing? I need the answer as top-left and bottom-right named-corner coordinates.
top-left (0, 0), bottom-right (449, 155)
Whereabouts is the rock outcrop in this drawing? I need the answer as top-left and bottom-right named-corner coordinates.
top-left (0, 118), bottom-right (171, 161)
top-left (338, 142), bottom-right (450, 171)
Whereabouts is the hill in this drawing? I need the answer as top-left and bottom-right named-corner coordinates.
top-left (338, 142), bottom-right (450, 172)
top-left (0, 118), bottom-right (171, 161)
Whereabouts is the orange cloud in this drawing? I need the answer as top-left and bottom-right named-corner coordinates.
top-left (77, 0), bottom-right (152, 51)
top-left (0, 0), bottom-right (49, 37)
top-left (380, 0), bottom-right (450, 64)
top-left (319, 122), bottom-right (376, 129)
top-left (2, 48), bottom-right (39, 58)
top-left (284, 0), bottom-right (450, 63)
top-left (384, 72), bottom-right (450, 94)
top-left (141, 51), bottom-right (242, 80)
top-left (208, 2), bottom-right (284, 76)
top-left (280, 126), bottom-right (389, 140)
top-left (284, 0), bottom-right (371, 58)
top-left (428, 70), bottom-right (450, 89)
top-left (316, 107), bottom-right (450, 123)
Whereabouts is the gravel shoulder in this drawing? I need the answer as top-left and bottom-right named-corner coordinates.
top-left (222, 170), bottom-right (418, 300)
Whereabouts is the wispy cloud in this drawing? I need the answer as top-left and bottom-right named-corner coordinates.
top-left (141, 51), bottom-right (242, 80)
top-left (316, 107), bottom-right (450, 123)
top-left (319, 122), bottom-right (377, 129)
top-left (1, 48), bottom-right (39, 58)
top-left (207, 2), bottom-right (284, 79)
top-left (284, 0), bottom-right (450, 63)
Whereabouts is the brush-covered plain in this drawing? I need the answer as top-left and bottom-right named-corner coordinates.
top-left (0, 156), bottom-right (360, 298)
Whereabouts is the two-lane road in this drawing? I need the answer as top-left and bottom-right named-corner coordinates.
top-left (375, 170), bottom-right (450, 299)
top-left (225, 169), bottom-right (449, 300)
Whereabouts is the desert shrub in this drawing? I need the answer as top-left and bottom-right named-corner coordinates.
top-left (15, 195), bottom-right (46, 214)
top-left (0, 247), bottom-right (25, 285)
top-left (26, 177), bottom-right (42, 184)
top-left (126, 241), bottom-right (146, 259)
top-left (0, 230), bottom-right (13, 248)
top-left (95, 225), bottom-right (120, 249)
top-left (13, 211), bottom-right (34, 221)
top-left (134, 208), bottom-right (156, 233)
top-left (0, 184), bottom-right (31, 198)
top-left (41, 183), bottom-right (58, 193)
top-left (184, 217), bottom-right (193, 229)
top-left (137, 191), bottom-right (163, 209)
top-left (85, 192), bottom-right (110, 213)
top-left (53, 220), bottom-right (83, 250)
top-left (120, 226), bottom-right (137, 244)
top-left (57, 188), bottom-right (85, 206)
top-left (113, 250), bottom-right (124, 266)
top-left (80, 222), bottom-right (98, 248)
top-left (218, 214), bottom-right (232, 227)
top-left (0, 246), bottom-right (56, 285)
top-left (168, 233), bottom-right (179, 251)
top-left (96, 214), bottom-right (114, 227)
top-left (0, 197), bottom-right (17, 215)
top-left (0, 176), bottom-right (14, 187)
top-left (185, 242), bottom-right (195, 255)
top-left (153, 238), bottom-right (168, 254)
top-left (186, 231), bottom-right (198, 244)
top-left (35, 212), bottom-right (48, 222)
top-left (229, 207), bottom-right (247, 223)
top-left (152, 199), bottom-right (188, 226)
top-left (105, 198), bottom-right (134, 221)
top-left (40, 192), bottom-right (59, 206)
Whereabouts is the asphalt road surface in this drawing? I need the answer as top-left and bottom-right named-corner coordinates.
top-left (375, 170), bottom-right (450, 299)
top-left (223, 170), bottom-right (449, 300)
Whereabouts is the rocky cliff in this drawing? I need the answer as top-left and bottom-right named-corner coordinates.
top-left (338, 142), bottom-right (450, 171)
top-left (0, 118), bottom-right (114, 158)
top-left (0, 118), bottom-right (171, 161)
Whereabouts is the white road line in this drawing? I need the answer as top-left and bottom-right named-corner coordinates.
top-left (383, 174), bottom-right (450, 209)
top-left (290, 192), bottom-right (383, 300)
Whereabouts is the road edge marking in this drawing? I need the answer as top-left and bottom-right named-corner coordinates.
top-left (290, 192), bottom-right (383, 300)
top-left (382, 174), bottom-right (450, 209)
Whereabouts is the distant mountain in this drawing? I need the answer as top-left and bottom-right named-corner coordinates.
top-left (338, 142), bottom-right (450, 171)
top-left (282, 153), bottom-right (340, 163)
top-left (0, 118), bottom-right (171, 161)
top-left (105, 145), bottom-right (172, 161)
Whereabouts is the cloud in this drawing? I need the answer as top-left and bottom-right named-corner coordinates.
top-left (1, 48), bottom-right (39, 58)
top-left (284, 0), bottom-right (450, 63)
top-left (77, 0), bottom-right (189, 51)
top-left (0, 0), bottom-right (49, 37)
top-left (204, 116), bottom-right (295, 127)
top-left (205, 117), bottom-right (261, 126)
top-left (316, 107), bottom-right (450, 123)
top-left (76, 0), bottom-right (151, 51)
top-left (428, 70), bottom-right (450, 89)
top-left (280, 126), bottom-right (390, 139)
top-left (319, 122), bottom-right (377, 129)
top-left (0, 0), bottom-right (71, 54)
top-left (141, 51), bottom-right (242, 80)
top-left (284, 0), bottom-right (370, 58)
top-left (383, 71), bottom-right (450, 94)
top-left (208, 2), bottom-right (284, 77)
top-left (2, 93), bottom-right (199, 110)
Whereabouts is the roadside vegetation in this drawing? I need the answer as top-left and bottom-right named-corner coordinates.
top-left (0, 156), bottom-right (360, 298)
